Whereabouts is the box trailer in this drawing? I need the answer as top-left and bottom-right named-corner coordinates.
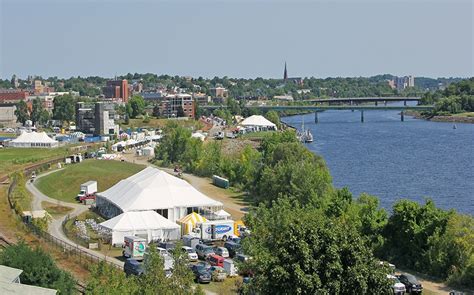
top-left (192, 220), bottom-right (235, 241)
top-left (223, 259), bottom-right (238, 277)
top-left (123, 236), bottom-right (147, 259)
top-left (77, 181), bottom-right (98, 200)
top-left (212, 175), bottom-right (229, 189)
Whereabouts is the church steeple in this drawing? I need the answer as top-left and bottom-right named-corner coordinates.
top-left (283, 62), bottom-right (288, 81)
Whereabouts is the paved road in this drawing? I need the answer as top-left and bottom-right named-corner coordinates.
top-left (26, 169), bottom-right (124, 268)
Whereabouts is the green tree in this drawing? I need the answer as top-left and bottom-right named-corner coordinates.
top-left (86, 261), bottom-right (139, 294)
top-left (0, 242), bottom-right (76, 294)
top-left (52, 94), bottom-right (75, 125)
top-left (265, 110), bottom-right (281, 129)
top-left (127, 95), bottom-right (145, 118)
top-left (14, 100), bottom-right (30, 125)
top-left (155, 124), bottom-right (193, 164)
top-left (242, 199), bottom-right (392, 294)
top-left (177, 106), bottom-right (185, 117)
top-left (30, 97), bottom-right (48, 126)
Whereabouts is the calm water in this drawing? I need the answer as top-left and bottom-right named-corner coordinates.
top-left (282, 104), bottom-right (474, 215)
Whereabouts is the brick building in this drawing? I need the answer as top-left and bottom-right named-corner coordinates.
top-left (0, 89), bottom-right (28, 104)
top-left (102, 79), bottom-right (129, 102)
top-left (159, 94), bottom-right (194, 118)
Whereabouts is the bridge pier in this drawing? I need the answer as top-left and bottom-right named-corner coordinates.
top-left (375, 101), bottom-right (378, 106)
top-left (314, 112), bottom-right (319, 124)
top-left (384, 100), bottom-right (387, 106)
top-left (404, 100), bottom-right (407, 106)
top-left (361, 110), bottom-right (364, 123)
top-left (401, 111), bottom-right (404, 122)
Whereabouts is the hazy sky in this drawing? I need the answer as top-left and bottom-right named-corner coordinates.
top-left (0, 0), bottom-right (472, 79)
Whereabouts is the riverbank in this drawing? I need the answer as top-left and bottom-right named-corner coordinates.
top-left (404, 110), bottom-right (474, 124)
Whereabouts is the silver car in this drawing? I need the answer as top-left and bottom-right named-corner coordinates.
top-left (213, 246), bottom-right (229, 258)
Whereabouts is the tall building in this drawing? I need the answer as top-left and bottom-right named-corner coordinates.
top-left (102, 79), bottom-right (129, 102)
top-left (159, 94), bottom-right (195, 118)
top-left (209, 87), bottom-right (228, 98)
top-left (76, 102), bottom-right (118, 135)
top-left (282, 62), bottom-right (303, 85)
top-left (390, 76), bottom-right (415, 91)
top-left (284, 62), bottom-right (288, 81)
top-left (11, 75), bottom-right (19, 88)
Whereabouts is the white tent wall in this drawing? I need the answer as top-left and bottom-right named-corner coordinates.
top-left (110, 228), bottom-right (180, 245)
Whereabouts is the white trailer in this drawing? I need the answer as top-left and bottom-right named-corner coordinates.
top-left (123, 236), bottom-right (147, 259)
top-left (193, 220), bottom-right (235, 241)
top-left (223, 259), bottom-right (238, 277)
top-left (77, 181), bottom-right (98, 199)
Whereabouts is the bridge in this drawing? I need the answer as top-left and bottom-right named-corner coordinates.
top-left (202, 104), bottom-right (434, 123)
top-left (301, 96), bottom-right (421, 106)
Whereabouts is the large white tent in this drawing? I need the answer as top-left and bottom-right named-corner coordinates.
top-left (99, 211), bottom-right (180, 245)
top-left (240, 115), bottom-right (277, 131)
top-left (96, 167), bottom-right (223, 221)
top-left (8, 131), bottom-right (59, 148)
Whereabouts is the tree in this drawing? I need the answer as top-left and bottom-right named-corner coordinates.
top-left (127, 95), bottom-right (145, 118)
top-left (30, 97), bottom-right (49, 126)
top-left (0, 242), bottom-right (76, 294)
top-left (52, 94), bottom-right (75, 125)
top-left (86, 261), bottom-right (139, 294)
top-left (153, 105), bottom-right (161, 118)
top-left (14, 100), bottom-right (29, 125)
top-left (241, 199), bottom-right (392, 294)
top-left (177, 106), bottom-right (185, 117)
top-left (265, 110), bottom-right (281, 129)
top-left (155, 124), bottom-right (193, 164)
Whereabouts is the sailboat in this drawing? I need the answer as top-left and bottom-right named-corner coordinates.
top-left (298, 116), bottom-right (314, 143)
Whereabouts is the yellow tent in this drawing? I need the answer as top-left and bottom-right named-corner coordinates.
top-left (177, 212), bottom-right (207, 235)
top-left (234, 220), bottom-right (246, 236)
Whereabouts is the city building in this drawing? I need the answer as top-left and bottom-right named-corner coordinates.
top-left (0, 105), bottom-right (18, 127)
top-left (0, 265), bottom-right (57, 294)
top-left (11, 75), bottom-right (19, 88)
top-left (389, 76), bottom-right (415, 90)
top-left (102, 79), bottom-right (129, 102)
top-left (0, 89), bottom-right (28, 104)
top-left (193, 92), bottom-right (210, 105)
top-left (142, 91), bottom-right (166, 102)
top-left (283, 62), bottom-right (304, 85)
top-left (75, 102), bottom-right (118, 135)
top-left (274, 94), bottom-right (294, 101)
top-left (159, 94), bottom-right (195, 118)
top-left (209, 87), bottom-right (228, 98)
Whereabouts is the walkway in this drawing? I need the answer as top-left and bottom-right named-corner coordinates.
top-left (26, 169), bottom-right (124, 268)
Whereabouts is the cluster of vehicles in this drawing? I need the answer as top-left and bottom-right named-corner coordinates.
top-left (76, 181), bottom-right (97, 204)
top-left (123, 235), bottom-right (251, 285)
top-left (382, 262), bottom-right (423, 295)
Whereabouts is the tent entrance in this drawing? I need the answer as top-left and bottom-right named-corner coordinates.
top-left (155, 209), bottom-right (168, 219)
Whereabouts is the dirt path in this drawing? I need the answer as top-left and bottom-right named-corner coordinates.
top-left (26, 169), bottom-right (124, 268)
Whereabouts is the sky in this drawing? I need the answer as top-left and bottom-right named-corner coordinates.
top-left (0, 0), bottom-right (473, 79)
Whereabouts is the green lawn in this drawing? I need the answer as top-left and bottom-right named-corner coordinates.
top-left (239, 131), bottom-right (276, 139)
top-left (0, 147), bottom-right (69, 176)
top-left (36, 159), bottom-right (145, 203)
top-left (121, 118), bottom-right (203, 130)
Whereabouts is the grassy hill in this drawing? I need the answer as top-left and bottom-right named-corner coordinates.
top-left (36, 159), bottom-right (145, 203)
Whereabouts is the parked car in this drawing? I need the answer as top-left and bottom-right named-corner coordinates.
top-left (209, 266), bottom-right (227, 282)
top-left (224, 241), bottom-right (241, 258)
top-left (397, 274), bottom-right (423, 294)
top-left (124, 258), bottom-right (144, 276)
top-left (387, 274), bottom-right (406, 295)
top-left (213, 246), bottom-right (230, 258)
top-left (181, 246), bottom-right (198, 261)
top-left (158, 242), bottom-right (176, 252)
top-left (191, 264), bottom-right (212, 284)
top-left (195, 244), bottom-right (215, 260)
top-left (235, 253), bottom-right (251, 263)
top-left (207, 254), bottom-right (225, 267)
top-left (156, 247), bottom-right (170, 257)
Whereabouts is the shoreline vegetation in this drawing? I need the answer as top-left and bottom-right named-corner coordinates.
top-left (404, 110), bottom-right (474, 124)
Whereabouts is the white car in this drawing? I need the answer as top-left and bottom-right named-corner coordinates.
top-left (213, 247), bottom-right (229, 258)
top-left (387, 274), bottom-right (406, 295)
top-left (156, 247), bottom-right (170, 257)
top-left (181, 246), bottom-right (198, 261)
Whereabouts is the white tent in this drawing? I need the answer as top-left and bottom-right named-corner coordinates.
top-left (8, 131), bottom-right (59, 148)
top-left (213, 209), bottom-right (231, 220)
top-left (99, 211), bottom-right (180, 245)
top-left (191, 132), bottom-right (206, 141)
top-left (240, 115), bottom-right (277, 130)
top-left (96, 167), bottom-right (223, 221)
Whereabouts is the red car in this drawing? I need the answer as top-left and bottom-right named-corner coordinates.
top-left (206, 254), bottom-right (224, 267)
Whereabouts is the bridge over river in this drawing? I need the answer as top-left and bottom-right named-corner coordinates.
top-left (202, 104), bottom-right (434, 122)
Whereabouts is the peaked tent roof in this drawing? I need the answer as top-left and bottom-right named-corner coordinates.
top-left (214, 209), bottom-right (231, 218)
top-left (10, 131), bottom-right (58, 144)
top-left (177, 212), bottom-right (207, 224)
top-left (98, 167), bottom-right (222, 212)
top-left (99, 211), bottom-right (180, 231)
top-left (240, 115), bottom-right (276, 128)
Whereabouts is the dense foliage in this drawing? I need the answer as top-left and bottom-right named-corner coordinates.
top-left (86, 244), bottom-right (203, 295)
top-left (419, 78), bottom-right (474, 114)
top-left (52, 94), bottom-right (76, 124)
top-left (0, 242), bottom-right (76, 294)
top-left (127, 95), bottom-right (146, 118)
top-left (242, 198), bottom-right (392, 294)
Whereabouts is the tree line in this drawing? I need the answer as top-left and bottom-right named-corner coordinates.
top-left (419, 78), bottom-right (474, 115)
top-left (155, 121), bottom-right (474, 292)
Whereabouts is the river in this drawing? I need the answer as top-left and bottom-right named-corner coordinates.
top-left (281, 103), bottom-right (474, 215)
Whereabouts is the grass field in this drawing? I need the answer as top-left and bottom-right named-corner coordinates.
top-left (36, 159), bottom-right (145, 203)
top-left (0, 147), bottom-right (69, 176)
top-left (239, 131), bottom-right (276, 140)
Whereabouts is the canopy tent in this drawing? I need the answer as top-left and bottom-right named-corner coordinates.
top-left (213, 209), bottom-right (231, 220)
top-left (177, 212), bottom-right (207, 235)
top-left (99, 211), bottom-right (180, 245)
top-left (8, 131), bottom-right (59, 148)
top-left (96, 167), bottom-right (223, 221)
top-left (191, 132), bottom-right (206, 141)
top-left (240, 115), bottom-right (277, 130)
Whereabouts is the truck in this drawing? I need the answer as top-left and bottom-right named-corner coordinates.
top-left (191, 220), bottom-right (235, 242)
top-left (123, 236), bottom-right (147, 259)
top-left (77, 181), bottom-right (98, 201)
